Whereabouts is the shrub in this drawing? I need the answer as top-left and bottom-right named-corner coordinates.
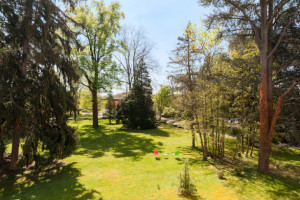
top-left (178, 158), bottom-right (197, 197)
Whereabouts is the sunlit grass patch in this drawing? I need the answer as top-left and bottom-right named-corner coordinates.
top-left (0, 119), bottom-right (299, 200)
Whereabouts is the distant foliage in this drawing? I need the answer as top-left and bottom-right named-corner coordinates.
top-left (104, 93), bottom-right (116, 124)
top-left (116, 62), bottom-right (156, 129)
top-left (153, 85), bottom-right (171, 120)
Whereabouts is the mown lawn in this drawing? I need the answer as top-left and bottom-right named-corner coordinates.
top-left (0, 119), bottom-right (299, 200)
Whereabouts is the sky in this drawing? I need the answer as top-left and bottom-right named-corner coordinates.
top-left (108, 0), bottom-right (212, 92)
top-left (76, 0), bottom-right (212, 93)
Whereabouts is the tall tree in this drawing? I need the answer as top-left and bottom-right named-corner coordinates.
top-left (115, 27), bottom-right (157, 91)
top-left (70, 0), bottom-right (123, 128)
top-left (169, 22), bottom-right (200, 149)
top-left (199, 0), bottom-right (300, 172)
top-left (0, 0), bottom-right (80, 168)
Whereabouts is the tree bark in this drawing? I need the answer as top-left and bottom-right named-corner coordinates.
top-left (246, 125), bottom-right (251, 157)
top-left (250, 138), bottom-right (254, 157)
top-left (0, 122), bottom-right (4, 164)
top-left (191, 128), bottom-right (196, 148)
top-left (10, 0), bottom-right (33, 168)
top-left (258, 0), bottom-right (272, 171)
top-left (11, 117), bottom-right (21, 167)
top-left (92, 89), bottom-right (99, 128)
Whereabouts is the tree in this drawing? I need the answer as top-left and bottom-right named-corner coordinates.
top-left (70, 0), bottom-right (123, 128)
top-left (105, 93), bottom-right (116, 124)
top-left (169, 22), bottom-right (200, 149)
top-left (199, 0), bottom-right (300, 172)
top-left (115, 26), bottom-right (157, 91)
top-left (153, 86), bottom-right (171, 120)
top-left (169, 22), bottom-right (224, 158)
top-left (0, 0), bottom-right (79, 168)
top-left (222, 38), bottom-right (261, 157)
top-left (116, 61), bottom-right (156, 129)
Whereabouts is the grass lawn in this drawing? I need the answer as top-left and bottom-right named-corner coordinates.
top-left (0, 119), bottom-right (299, 200)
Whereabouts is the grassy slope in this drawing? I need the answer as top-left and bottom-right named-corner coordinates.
top-left (0, 119), bottom-right (299, 200)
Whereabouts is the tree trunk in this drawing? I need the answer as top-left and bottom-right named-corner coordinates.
top-left (250, 138), bottom-right (254, 157)
top-left (10, 0), bottom-right (33, 168)
top-left (0, 122), bottom-right (4, 164)
top-left (221, 120), bottom-right (225, 158)
top-left (246, 124), bottom-right (252, 157)
top-left (242, 133), bottom-right (244, 153)
top-left (92, 89), bottom-right (99, 128)
top-left (191, 128), bottom-right (195, 148)
top-left (246, 134), bottom-right (250, 158)
top-left (259, 49), bottom-right (273, 172)
top-left (11, 117), bottom-right (21, 167)
top-left (195, 114), bottom-right (207, 160)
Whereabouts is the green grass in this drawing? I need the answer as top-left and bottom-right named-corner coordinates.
top-left (0, 119), bottom-right (299, 200)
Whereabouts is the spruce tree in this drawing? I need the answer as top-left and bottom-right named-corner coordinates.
top-left (117, 61), bottom-right (156, 129)
top-left (0, 0), bottom-right (80, 168)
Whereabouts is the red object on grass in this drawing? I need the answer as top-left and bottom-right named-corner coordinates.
top-left (154, 150), bottom-right (159, 155)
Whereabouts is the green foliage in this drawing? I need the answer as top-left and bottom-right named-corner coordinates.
top-left (78, 88), bottom-right (93, 112)
top-left (104, 93), bottom-right (116, 124)
top-left (117, 62), bottom-right (156, 129)
top-left (153, 85), bottom-right (171, 119)
top-left (70, 0), bottom-right (123, 92)
top-left (0, 0), bottom-right (79, 166)
top-left (69, 0), bottom-right (123, 127)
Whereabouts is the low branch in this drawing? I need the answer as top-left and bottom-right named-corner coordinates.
top-left (269, 81), bottom-right (299, 141)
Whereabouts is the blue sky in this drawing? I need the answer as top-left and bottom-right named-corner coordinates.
top-left (108, 0), bottom-right (211, 91)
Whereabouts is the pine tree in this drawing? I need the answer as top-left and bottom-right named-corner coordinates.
top-left (117, 61), bottom-right (156, 129)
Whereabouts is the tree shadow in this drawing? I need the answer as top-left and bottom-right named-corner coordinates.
top-left (123, 127), bottom-right (170, 137)
top-left (175, 146), bottom-right (300, 199)
top-left (208, 156), bottom-right (300, 200)
top-left (0, 162), bottom-right (102, 200)
top-left (74, 124), bottom-right (164, 160)
top-left (270, 146), bottom-right (300, 168)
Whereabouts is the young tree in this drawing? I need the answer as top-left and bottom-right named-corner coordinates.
top-left (199, 0), bottom-right (300, 172)
top-left (70, 0), bottom-right (123, 128)
top-left (169, 22), bottom-right (200, 149)
top-left (153, 86), bottom-right (171, 120)
top-left (105, 93), bottom-right (116, 124)
top-left (0, 0), bottom-right (79, 168)
top-left (116, 61), bottom-right (156, 129)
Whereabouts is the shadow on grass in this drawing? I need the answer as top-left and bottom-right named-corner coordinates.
top-left (270, 146), bottom-right (300, 168)
top-left (210, 156), bottom-right (300, 200)
top-left (74, 124), bottom-right (164, 160)
top-left (177, 146), bottom-right (300, 200)
top-left (0, 162), bottom-right (102, 200)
